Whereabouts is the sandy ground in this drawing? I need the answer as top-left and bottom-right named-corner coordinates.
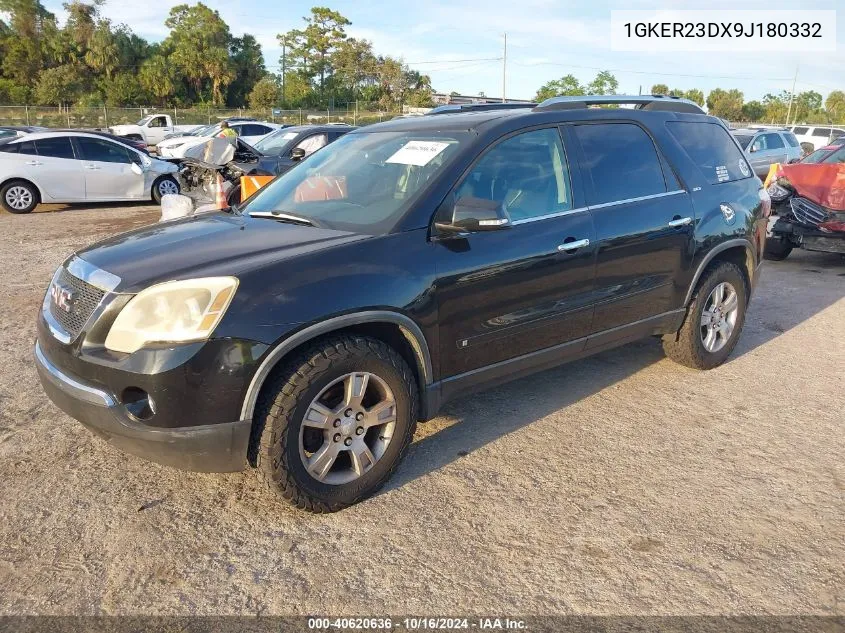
top-left (0, 203), bottom-right (842, 616)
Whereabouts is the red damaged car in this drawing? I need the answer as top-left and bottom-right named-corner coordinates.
top-left (765, 145), bottom-right (845, 260)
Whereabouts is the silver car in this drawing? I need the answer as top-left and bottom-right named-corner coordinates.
top-left (732, 128), bottom-right (803, 178)
top-left (0, 131), bottom-right (179, 214)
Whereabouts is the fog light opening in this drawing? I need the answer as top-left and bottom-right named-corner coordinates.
top-left (122, 387), bottom-right (156, 421)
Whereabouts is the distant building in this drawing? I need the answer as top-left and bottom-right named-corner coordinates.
top-left (431, 92), bottom-right (533, 105)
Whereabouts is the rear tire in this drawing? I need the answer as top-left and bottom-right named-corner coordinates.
top-left (663, 262), bottom-right (748, 370)
top-left (764, 237), bottom-right (793, 261)
top-left (152, 176), bottom-right (180, 204)
top-left (251, 335), bottom-right (418, 513)
top-left (1, 180), bottom-right (38, 214)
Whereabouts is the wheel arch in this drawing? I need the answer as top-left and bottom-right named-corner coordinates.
top-left (1, 176), bottom-right (44, 203)
top-left (684, 239), bottom-right (756, 307)
top-left (151, 173), bottom-right (179, 200)
top-left (240, 311), bottom-right (433, 425)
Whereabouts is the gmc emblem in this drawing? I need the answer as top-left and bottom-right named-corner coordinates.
top-left (50, 282), bottom-right (77, 313)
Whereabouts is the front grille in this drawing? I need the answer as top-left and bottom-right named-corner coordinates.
top-left (49, 267), bottom-right (105, 339)
top-left (790, 197), bottom-right (828, 228)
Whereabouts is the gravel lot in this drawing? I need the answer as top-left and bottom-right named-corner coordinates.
top-left (0, 203), bottom-right (842, 616)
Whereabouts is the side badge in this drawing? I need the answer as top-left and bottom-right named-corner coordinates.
top-left (720, 203), bottom-right (736, 225)
top-left (738, 160), bottom-right (751, 178)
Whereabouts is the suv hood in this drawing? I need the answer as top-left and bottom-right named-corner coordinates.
top-left (76, 212), bottom-right (367, 292)
top-left (778, 163), bottom-right (845, 211)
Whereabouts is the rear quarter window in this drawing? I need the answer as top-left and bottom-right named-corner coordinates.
top-left (792, 126), bottom-right (809, 135)
top-left (666, 121), bottom-right (752, 185)
top-left (783, 133), bottom-right (800, 148)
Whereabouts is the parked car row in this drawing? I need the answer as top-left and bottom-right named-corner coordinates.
top-left (0, 122), bottom-right (357, 213)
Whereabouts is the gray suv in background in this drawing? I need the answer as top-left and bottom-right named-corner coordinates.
top-left (732, 128), bottom-right (803, 177)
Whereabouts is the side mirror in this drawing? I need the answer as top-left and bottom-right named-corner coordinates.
top-left (434, 197), bottom-right (511, 236)
top-left (290, 147), bottom-right (306, 161)
top-left (749, 145), bottom-right (759, 153)
top-left (129, 162), bottom-right (143, 175)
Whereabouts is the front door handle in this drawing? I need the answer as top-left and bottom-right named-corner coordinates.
top-left (25, 160), bottom-right (43, 166)
top-left (558, 238), bottom-right (590, 252)
top-left (667, 216), bottom-right (692, 227)
top-left (84, 164), bottom-right (100, 171)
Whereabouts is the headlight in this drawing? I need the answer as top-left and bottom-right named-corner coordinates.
top-left (166, 142), bottom-right (184, 149)
top-left (105, 277), bottom-right (238, 354)
top-left (766, 181), bottom-right (792, 203)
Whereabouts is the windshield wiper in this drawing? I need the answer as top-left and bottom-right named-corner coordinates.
top-left (248, 210), bottom-right (317, 226)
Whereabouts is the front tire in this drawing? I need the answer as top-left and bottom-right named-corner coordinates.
top-left (252, 336), bottom-right (418, 513)
top-left (152, 176), bottom-right (180, 204)
top-left (1, 180), bottom-right (39, 214)
top-left (663, 262), bottom-right (748, 370)
top-left (764, 237), bottom-right (793, 261)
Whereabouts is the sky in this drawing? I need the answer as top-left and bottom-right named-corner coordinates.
top-left (35, 0), bottom-right (844, 104)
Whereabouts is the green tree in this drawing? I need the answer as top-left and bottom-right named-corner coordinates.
top-left (826, 90), bottom-right (845, 122)
top-left (684, 88), bottom-right (705, 106)
top-left (228, 34), bottom-right (265, 106)
top-left (100, 70), bottom-right (144, 105)
top-left (139, 53), bottom-right (177, 106)
top-left (0, 0), bottom-right (56, 88)
top-left (651, 83), bottom-right (669, 95)
top-left (34, 63), bottom-right (85, 106)
top-left (792, 90), bottom-right (822, 123)
top-left (535, 74), bottom-right (584, 101)
top-left (741, 100), bottom-right (765, 122)
top-left (164, 3), bottom-right (233, 105)
top-left (586, 70), bottom-right (617, 95)
top-left (763, 92), bottom-right (789, 123)
top-left (278, 7), bottom-right (350, 98)
top-left (84, 19), bottom-right (119, 79)
top-left (706, 88), bottom-right (743, 120)
top-left (248, 75), bottom-right (280, 109)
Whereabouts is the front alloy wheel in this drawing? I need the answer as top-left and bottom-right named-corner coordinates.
top-left (252, 335), bottom-right (418, 512)
top-left (699, 282), bottom-right (740, 353)
top-left (1, 181), bottom-right (38, 214)
top-left (300, 372), bottom-right (397, 485)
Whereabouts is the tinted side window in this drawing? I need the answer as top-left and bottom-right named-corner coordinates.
top-left (15, 140), bottom-right (37, 155)
top-left (792, 126), bottom-right (809, 135)
top-left (244, 124), bottom-right (271, 136)
top-left (783, 133), bottom-right (800, 148)
top-left (666, 121), bottom-right (751, 185)
top-left (573, 123), bottom-right (666, 205)
top-left (821, 146), bottom-right (845, 164)
top-left (34, 136), bottom-right (75, 159)
top-left (456, 127), bottom-right (572, 222)
top-left (76, 137), bottom-right (131, 164)
top-left (296, 133), bottom-right (328, 156)
top-left (812, 127), bottom-right (831, 137)
top-left (759, 133), bottom-right (784, 150)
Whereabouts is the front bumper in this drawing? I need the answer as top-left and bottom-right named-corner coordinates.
top-left (35, 341), bottom-right (250, 472)
top-left (771, 217), bottom-right (845, 254)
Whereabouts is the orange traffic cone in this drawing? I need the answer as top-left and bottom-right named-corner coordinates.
top-left (215, 173), bottom-right (226, 209)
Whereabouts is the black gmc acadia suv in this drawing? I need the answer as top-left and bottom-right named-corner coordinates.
top-left (35, 95), bottom-right (770, 512)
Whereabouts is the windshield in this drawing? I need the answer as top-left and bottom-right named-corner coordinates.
top-left (186, 124), bottom-right (216, 137)
top-left (822, 146), bottom-right (845, 164)
top-left (244, 130), bottom-right (468, 234)
top-left (802, 148), bottom-right (831, 163)
top-left (253, 129), bottom-right (302, 155)
top-left (734, 134), bottom-right (753, 150)
top-left (137, 116), bottom-right (153, 126)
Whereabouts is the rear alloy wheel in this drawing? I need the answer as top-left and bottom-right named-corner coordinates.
top-left (252, 335), bottom-right (418, 512)
top-left (1, 181), bottom-right (38, 214)
top-left (152, 176), bottom-right (180, 203)
top-left (663, 261), bottom-right (748, 370)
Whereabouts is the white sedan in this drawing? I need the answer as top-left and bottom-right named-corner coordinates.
top-left (157, 121), bottom-right (282, 158)
top-left (0, 131), bottom-right (180, 214)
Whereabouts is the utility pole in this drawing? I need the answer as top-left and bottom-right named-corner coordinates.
top-left (281, 38), bottom-right (287, 106)
top-left (502, 33), bottom-right (507, 102)
top-left (785, 65), bottom-right (798, 126)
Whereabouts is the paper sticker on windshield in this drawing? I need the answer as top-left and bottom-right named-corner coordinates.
top-left (386, 141), bottom-right (450, 166)
top-left (716, 165), bottom-right (729, 182)
top-left (738, 160), bottom-right (750, 178)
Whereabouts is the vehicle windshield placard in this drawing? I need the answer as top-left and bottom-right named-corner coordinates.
top-left (385, 141), bottom-right (450, 166)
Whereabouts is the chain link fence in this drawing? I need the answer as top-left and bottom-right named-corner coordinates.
top-left (0, 103), bottom-right (403, 129)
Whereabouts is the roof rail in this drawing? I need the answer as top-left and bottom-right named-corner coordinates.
top-left (426, 102), bottom-right (538, 116)
top-left (534, 94), bottom-right (706, 115)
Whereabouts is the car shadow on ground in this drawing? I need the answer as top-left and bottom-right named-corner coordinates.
top-left (32, 201), bottom-right (155, 214)
top-left (384, 250), bottom-right (844, 493)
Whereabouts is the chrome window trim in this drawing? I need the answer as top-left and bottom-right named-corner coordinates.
top-left (510, 206), bottom-right (588, 226)
top-left (34, 341), bottom-right (116, 407)
top-left (587, 190), bottom-right (686, 211)
top-left (66, 255), bottom-right (121, 293)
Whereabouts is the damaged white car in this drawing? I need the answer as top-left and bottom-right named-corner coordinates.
top-left (0, 131), bottom-right (180, 214)
top-left (173, 136), bottom-right (263, 209)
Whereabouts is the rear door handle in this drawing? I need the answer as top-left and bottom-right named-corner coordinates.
top-left (558, 238), bottom-right (590, 252)
top-left (667, 216), bottom-right (692, 227)
top-left (25, 160), bottom-right (42, 166)
top-left (84, 164), bottom-right (100, 170)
